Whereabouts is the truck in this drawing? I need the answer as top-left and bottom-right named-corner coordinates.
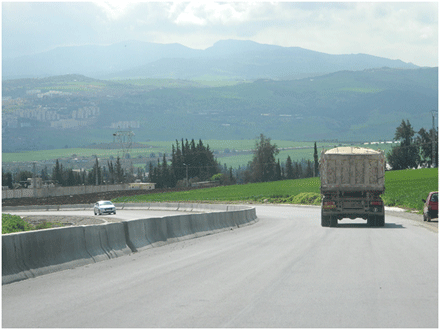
top-left (320, 147), bottom-right (386, 227)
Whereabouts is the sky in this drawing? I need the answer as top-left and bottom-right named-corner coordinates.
top-left (2, 1), bottom-right (438, 67)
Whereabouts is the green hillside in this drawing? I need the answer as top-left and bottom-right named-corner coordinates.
top-left (2, 67), bottom-right (437, 152)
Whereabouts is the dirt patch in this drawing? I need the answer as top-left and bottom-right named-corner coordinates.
top-left (20, 215), bottom-right (114, 228)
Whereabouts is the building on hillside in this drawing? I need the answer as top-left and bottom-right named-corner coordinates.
top-left (129, 182), bottom-right (156, 190)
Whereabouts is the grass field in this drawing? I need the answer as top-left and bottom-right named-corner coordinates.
top-left (114, 168), bottom-right (438, 213)
top-left (2, 139), bottom-right (396, 167)
top-left (1, 146), bottom-right (170, 163)
top-left (381, 168), bottom-right (438, 211)
top-left (114, 177), bottom-right (321, 204)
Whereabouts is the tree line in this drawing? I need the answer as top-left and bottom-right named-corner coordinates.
top-left (3, 119), bottom-right (436, 190)
top-left (387, 119), bottom-right (438, 170)
top-left (1, 136), bottom-right (320, 189)
top-left (148, 139), bottom-right (221, 188)
top-left (232, 134), bottom-right (319, 184)
top-left (147, 135), bottom-right (320, 188)
top-left (2, 157), bottom-right (128, 189)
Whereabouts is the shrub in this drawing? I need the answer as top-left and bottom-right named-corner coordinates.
top-left (289, 192), bottom-right (322, 205)
top-left (2, 214), bottom-right (33, 234)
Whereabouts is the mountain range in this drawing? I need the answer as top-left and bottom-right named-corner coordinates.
top-left (3, 39), bottom-right (419, 80)
top-left (2, 40), bottom-right (437, 154)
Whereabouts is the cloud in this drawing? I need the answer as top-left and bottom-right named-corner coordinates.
top-left (94, 1), bottom-right (134, 21)
top-left (166, 2), bottom-right (269, 27)
top-left (2, 2), bottom-right (437, 66)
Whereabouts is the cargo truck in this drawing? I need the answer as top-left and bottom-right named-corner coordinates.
top-left (320, 147), bottom-right (385, 227)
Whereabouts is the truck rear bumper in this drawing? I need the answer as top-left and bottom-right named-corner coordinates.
top-left (322, 209), bottom-right (384, 220)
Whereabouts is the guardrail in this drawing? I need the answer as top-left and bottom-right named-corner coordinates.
top-left (2, 203), bottom-right (257, 285)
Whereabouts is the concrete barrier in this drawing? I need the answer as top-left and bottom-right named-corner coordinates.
top-left (117, 203), bottom-right (150, 210)
top-left (2, 223), bottom-right (132, 285)
top-left (2, 203), bottom-right (257, 284)
top-left (83, 223), bottom-right (131, 262)
top-left (123, 218), bottom-right (150, 252)
top-left (59, 204), bottom-right (89, 211)
top-left (104, 222), bottom-right (132, 257)
top-left (189, 213), bottom-right (208, 238)
top-left (150, 203), bottom-right (179, 211)
top-left (148, 217), bottom-right (168, 248)
top-left (2, 234), bottom-right (32, 284)
top-left (3, 226), bottom-right (90, 283)
top-left (177, 203), bottom-right (194, 212)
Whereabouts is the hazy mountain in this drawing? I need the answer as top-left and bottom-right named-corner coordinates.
top-left (2, 39), bottom-right (418, 80)
top-left (2, 67), bottom-right (437, 153)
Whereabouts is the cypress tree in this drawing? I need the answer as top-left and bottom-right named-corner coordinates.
top-left (313, 142), bottom-right (319, 177)
top-left (286, 156), bottom-right (294, 179)
top-left (115, 157), bottom-right (123, 183)
top-left (276, 159), bottom-right (282, 181)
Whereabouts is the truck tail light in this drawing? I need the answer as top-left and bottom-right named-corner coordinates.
top-left (371, 201), bottom-right (383, 206)
top-left (323, 201), bottom-right (336, 209)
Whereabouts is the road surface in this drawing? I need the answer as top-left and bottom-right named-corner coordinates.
top-left (2, 205), bottom-right (437, 327)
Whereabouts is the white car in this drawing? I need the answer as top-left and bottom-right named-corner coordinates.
top-left (94, 201), bottom-right (116, 215)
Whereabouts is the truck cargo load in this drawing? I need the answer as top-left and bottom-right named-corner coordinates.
top-left (320, 147), bottom-right (386, 227)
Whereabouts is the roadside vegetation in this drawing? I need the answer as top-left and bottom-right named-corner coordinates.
top-left (114, 167), bottom-right (438, 213)
top-left (2, 214), bottom-right (61, 234)
top-left (2, 167), bottom-right (437, 234)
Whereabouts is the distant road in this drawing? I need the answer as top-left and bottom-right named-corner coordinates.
top-left (3, 205), bottom-right (437, 328)
top-left (6, 208), bottom-right (194, 222)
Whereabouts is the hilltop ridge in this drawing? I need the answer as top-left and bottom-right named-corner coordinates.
top-left (3, 39), bottom-right (418, 80)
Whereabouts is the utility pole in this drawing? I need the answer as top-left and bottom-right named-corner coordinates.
top-left (431, 110), bottom-right (437, 168)
top-left (95, 156), bottom-right (99, 186)
top-left (183, 163), bottom-right (189, 187)
top-left (32, 162), bottom-right (37, 197)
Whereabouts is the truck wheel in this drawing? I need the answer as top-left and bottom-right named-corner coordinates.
top-left (377, 215), bottom-right (385, 227)
top-left (367, 216), bottom-right (375, 227)
top-left (321, 210), bottom-right (328, 227)
top-left (330, 216), bottom-right (337, 227)
top-left (321, 209), bottom-right (329, 227)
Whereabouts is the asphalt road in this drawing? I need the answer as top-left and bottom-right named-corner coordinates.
top-left (2, 205), bottom-right (438, 328)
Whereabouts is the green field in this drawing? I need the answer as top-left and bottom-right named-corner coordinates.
top-left (1, 146), bottom-right (169, 163)
top-left (114, 168), bottom-right (438, 213)
top-left (381, 168), bottom-right (439, 211)
top-left (113, 177), bottom-right (321, 204)
top-left (2, 139), bottom-right (397, 168)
